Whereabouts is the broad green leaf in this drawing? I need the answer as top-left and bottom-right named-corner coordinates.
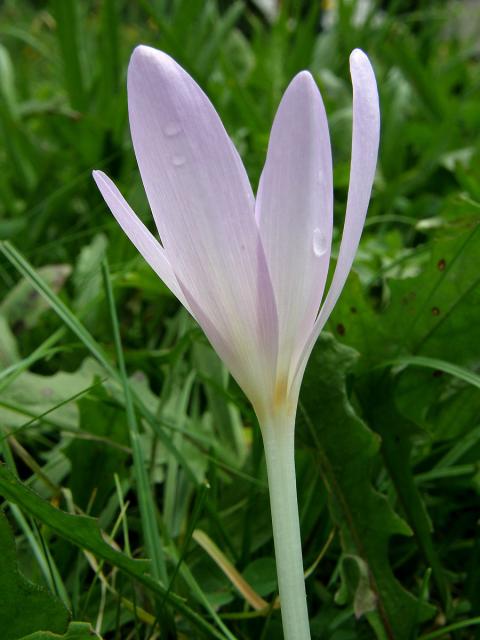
top-left (359, 374), bottom-right (451, 614)
top-left (332, 221), bottom-right (480, 369)
top-left (331, 221), bottom-right (480, 444)
top-left (299, 334), bottom-right (435, 638)
top-left (387, 224), bottom-right (480, 365)
top-left (0, 329), bottom-right (65, 392)
top-left (391, 356), bottom-right (480, 442)
top-left (0, 358), bottom-right (101, 431)
top-left (242, 557), bottom-right (277, 598)
top-left (0, 509), bottom-right (69, 640)
top-left (0, 264), bottom-right (71, 332)
top-left (395, 366), bottom-right (480, 441)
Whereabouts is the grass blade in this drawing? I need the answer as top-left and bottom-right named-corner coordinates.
top-left (50, 0), bottom-right (87, 110)
top-left (389, 355), bottom-right (480, 390)
top-left (101, 260), bottom-right (167, 585)
top-left (0, 241), bottom-right (200, 484)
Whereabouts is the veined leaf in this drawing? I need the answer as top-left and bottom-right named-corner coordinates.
top-left (299, 334), bottom-right (435, 639)
top-left (359, 374), bottom-right (452, 614)
top-left (332, 221), bottom-right (480, 370)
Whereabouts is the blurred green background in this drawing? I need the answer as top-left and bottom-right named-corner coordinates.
top-left (1, 1), bottom-right (480, 639)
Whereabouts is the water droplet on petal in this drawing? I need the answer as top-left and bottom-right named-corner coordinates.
top-left (313, 228), bottom-right (328, 257)
top-left (172, 154), bottom-right (186, 167)
top-left (163, 122), bottom-right (182, 137)
top-left (317, 169), bottom-right (324, 184)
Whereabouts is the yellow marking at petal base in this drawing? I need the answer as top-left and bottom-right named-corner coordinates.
top-left (273, 374), bottom-right (289, 411)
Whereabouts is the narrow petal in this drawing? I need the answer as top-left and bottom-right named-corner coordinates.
top-left (256, 71), bottom-right (333, 385)
top-left (293, 49), bottom-right (380, 390)
top-left (127, 46), bottom-right (278, 404)
top-left (92, 170), bottom-right (190, 310)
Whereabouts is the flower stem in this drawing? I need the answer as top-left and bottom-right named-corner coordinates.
top-left (262, 417), bottom-right (311, 640)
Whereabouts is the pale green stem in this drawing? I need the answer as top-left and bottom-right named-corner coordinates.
top-left (261, 415), bottom-right (311, 640)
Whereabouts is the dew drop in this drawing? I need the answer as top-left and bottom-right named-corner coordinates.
top-left (172, 154), bottom-right (186, 167)
top-left (163, 122), bottom-right (182, 137)
top-left (313, 228), bottom-right (328, 257)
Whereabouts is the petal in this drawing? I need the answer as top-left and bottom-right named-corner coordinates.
top-left (92, 170), bottom-right (190, 310)
top-left (255, 71), bottom-right (333, 385)
top-left (127, 46), bottom-right (278, 405)
top-left (293, 49), bottom-right (380, 390)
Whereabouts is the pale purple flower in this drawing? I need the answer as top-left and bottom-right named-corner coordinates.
top-left (93, 45), bottom-right (379, 638)
top-left (93, 45), bottom-right (379, 424)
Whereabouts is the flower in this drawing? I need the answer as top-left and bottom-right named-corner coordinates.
top-left (93, 45), bottom-right (379, 424)
top-left (93, 45), bottom-right (379, 640)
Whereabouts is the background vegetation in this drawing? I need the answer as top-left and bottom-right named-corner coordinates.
top-left (0, 0), bottom-right (479, 638)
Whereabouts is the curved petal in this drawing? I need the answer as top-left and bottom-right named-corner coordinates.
top-left (255, 71), bottom-right (333, 386)
top-left (292, 49), bottom-right (380, 391)
top-left (127, 46), bottom-right (278, 403)
top-left (92, 170), bottom-right (190, 310)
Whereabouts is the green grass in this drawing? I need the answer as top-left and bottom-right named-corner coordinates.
top-left (0, 0), bottom-right (480, 638)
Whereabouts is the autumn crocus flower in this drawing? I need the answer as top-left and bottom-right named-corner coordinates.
top-left (93, 45), bottom-right (379, 640)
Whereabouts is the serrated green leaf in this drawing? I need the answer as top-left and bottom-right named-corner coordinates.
top-left (0, 358), bottom-right (100, 432)
top-left (299, 334), bottom-right (435, 639)
top-left (332, 221), bottom-right (480, 370)
top-left (359, 374), bottom-right (451, 614)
